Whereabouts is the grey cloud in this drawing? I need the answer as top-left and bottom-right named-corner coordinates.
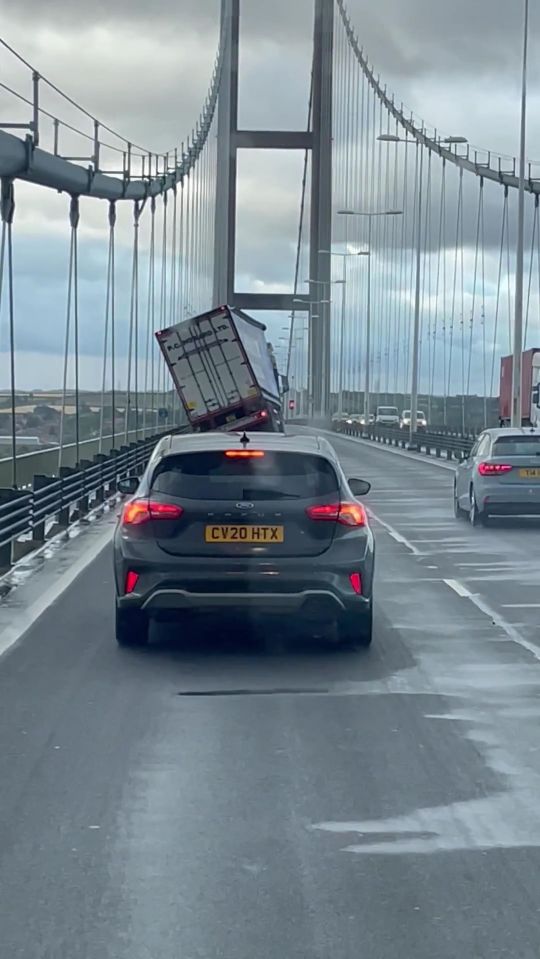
top-left (345, 0), bottom-right (538, 80)
top-left (3, 0), bottom-right (533, 80)
top-left (3, 0), bottom-right (540, 395)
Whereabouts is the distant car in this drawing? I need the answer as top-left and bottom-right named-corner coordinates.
top-left (352, 413), bottom-right (374, 427)
top-left (114, 431), bottom-right (375, 648)
top-left (375, 406), bottom-right (400, 427)
top-left (400, 410), bottom-right (428, 431)
top-left (454, 427), bottom-right (540, 526)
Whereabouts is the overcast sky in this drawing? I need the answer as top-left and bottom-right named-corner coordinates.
top-left (1, 0), bottom-right (540, 394)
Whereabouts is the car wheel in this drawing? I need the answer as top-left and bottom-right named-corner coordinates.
top-left (115, 606), bottom-right (149, 647)
top-left (337, 606), bottom-right (373, 649)
top-left (469, 489), bottom-right (488, 528)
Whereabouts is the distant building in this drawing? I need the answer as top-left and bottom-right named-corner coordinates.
top-left (0, 435), bottom-right (42, 450)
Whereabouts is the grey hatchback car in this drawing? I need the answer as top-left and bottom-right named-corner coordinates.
top-left (114, 431), bottom-right (375, 648)
top-left (454, 427), bottom-right (540, 526)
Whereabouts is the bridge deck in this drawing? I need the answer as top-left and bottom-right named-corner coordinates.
top-left (1, 434), bottom-right (540, 957)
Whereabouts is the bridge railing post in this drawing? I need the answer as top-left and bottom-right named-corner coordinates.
top-left (107, 449), bottom-right (120, 493)
top-left (57, 467), bottom-right (76, 530)
top-left (0, 489), bottom-right (32, 570)
top-left (31, 474), bottom-right (53, 545)
top-left (92, 453), bottom-right (107, 505)
top-left (77, 460), bottom-right (92, 518)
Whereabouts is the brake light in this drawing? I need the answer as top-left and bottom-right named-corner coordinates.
top-left (478, 463), bottom-right (513, 476)
top-left (306, 501), bottom-right (367, 527)
top-left (121, 500), bottom-right (184, 525)
top-left (125, 570), bottom-right (139, 594)
top-left (349, 572), bottom-right (363, 595)
top-left (225, 450), bottom-right (265, 459)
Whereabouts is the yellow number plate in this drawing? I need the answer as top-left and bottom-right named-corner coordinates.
top-left (519, 468), bottom-right (540, 479)
top-left (205, 525), bottom-right (284, 544)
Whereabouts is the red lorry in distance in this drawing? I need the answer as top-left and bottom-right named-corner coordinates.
top-left (499, 348), bottom-right (540, 426)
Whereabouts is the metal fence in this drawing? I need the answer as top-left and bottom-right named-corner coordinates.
top-left (334, 421), bottom-right (475, 460)
top-left (0, 429), bottom-right (178, 573)
top-left (0, 427), bottom-right (172, 490)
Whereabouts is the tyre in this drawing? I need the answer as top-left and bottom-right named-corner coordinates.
top-left (337, 605), bottom-right (373, 649)
top-left (469, 489), bottom-right (488, 528)
top-left (115, 606), bottom-right (149, 647)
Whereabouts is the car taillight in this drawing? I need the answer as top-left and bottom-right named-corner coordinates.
top-left (121, 499), bottom-right (184, 526)
top-left (306, 501), bottom-right (367, 527)
top-left (125, 570), bottom-right (139, 594)
top-left (225, 450), bottom-right (265, 459)
top-left (349, 572), bottom-right (363, 595)
top-left (478, 463), bottom-right (513, 476)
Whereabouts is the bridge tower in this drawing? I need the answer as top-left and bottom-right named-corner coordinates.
top-left (214, 0), bottom-right (333, 417)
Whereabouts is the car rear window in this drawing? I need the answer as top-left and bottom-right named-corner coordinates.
top-left (150, 451), bottom-right (340, 501)
top-left (378, 407), bottom-right (398, 415)
top-left (493, 436), bottom-right (540, 456)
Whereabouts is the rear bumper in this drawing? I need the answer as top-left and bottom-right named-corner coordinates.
top-left (115, 565), bottom-right (373, 619)
top-left (481, 487), bottom-right (540, 514)
top-left (137, 588), bottom-right (369, 616)
top-left (484, 501), bottom-right (540, 516)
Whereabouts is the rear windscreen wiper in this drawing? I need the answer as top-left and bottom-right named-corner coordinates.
top-left (241, 488), bottom-right (300, 500)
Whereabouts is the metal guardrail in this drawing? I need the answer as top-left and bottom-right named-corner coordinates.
top-left (0, 426), bottom-right (172, 489)
top-left (334, 422), bottom-right (475, 460)
top-left (0, 428), bottom-right (183, 573)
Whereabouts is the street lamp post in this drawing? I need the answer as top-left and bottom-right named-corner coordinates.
top-left (376, 135), bottom-right (466, 445)
top-left (304, 278), bottom-right (346, 416)
top-left (339, 255), bottom-right (347, 416)
top-left (293, 297), bottom-right (330, 417)
top-left (411, 145), bottom-right (424, 448)
top-left (337, 209), bottom-right (403, 427)
top-left (512, 0), bottom-right (530, 428)
top-left (319, 251), bottom-right (368, 416)
top-left (304, 278), bottom-right (345, 415)
top-left (365, 218), bottom-right (372, 425)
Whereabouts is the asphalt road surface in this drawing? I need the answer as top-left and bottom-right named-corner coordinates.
top-left (2, 432), bottom-right (540, 958)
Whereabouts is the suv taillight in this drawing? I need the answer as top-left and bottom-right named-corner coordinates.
top-left (477, 463), bottom-right (513, 476)
top-left (122, 499), bottom-right (184, 526)
top-left (306, 501), bottom-right (367, 527)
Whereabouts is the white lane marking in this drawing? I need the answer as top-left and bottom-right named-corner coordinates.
top-left (406, 538), bottom-right (468, 544)
top-left (443, 578), bottom-right (540, 663)
top-left (368, 509), bottom-right (421, 555)
top-left (469, 592), bottom-right (540, 663)
top-left (0, 524), bottom-right (113, 661)
top-left (502, 604), bottom-right (540, 610)
top-left (444, 578), bottom-right (473, 598)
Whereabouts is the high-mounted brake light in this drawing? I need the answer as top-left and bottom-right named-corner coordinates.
top-left (125, 570), bottom-right (139, 594)
top-left (478, 462), bottom-right (513, 476)
top-left (225, 450), bottom-right (265, 459)
top-left (122, 499), bottom-right (184, 525)
top-left (306, 501), bottom-right (367, 527)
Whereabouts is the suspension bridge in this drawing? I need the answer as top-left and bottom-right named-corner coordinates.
top-left (2, 4), bottom-right (540, 957)
top-left (0, 0), bottom-right (537, 493)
